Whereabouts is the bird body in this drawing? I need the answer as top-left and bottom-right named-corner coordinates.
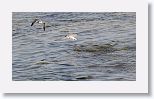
top-left (65, 33), bottom-right (77, 40)
top-left (37, 20), bottom-right (43, 24)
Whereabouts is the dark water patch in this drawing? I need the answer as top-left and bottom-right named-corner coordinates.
top-left (87, 64), bottom-right (101, 68)
top-left (59, 63), bottom-right (74, 66)
top-left (73, 43), bottom-right (118, 53)
top-left (75, 75), bottom-right (93, 80)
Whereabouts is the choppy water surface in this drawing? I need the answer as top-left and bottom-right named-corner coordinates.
top-left (12, 12), bottom-right (136, 81)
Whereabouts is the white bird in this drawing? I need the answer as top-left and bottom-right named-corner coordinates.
top-left (65, 33), bottom-right (77, 40)
top-left (31, 19), bottom-right (46, 31)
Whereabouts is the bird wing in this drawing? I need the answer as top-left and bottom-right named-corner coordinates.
top-left (70, 33), bottom-right (77, 37)
top-left (43, 23), bottom-right (45, 31)
top-left (31, 19), bottom-right (38, 26)
top-left (72, 37), bottom-right (77, 40)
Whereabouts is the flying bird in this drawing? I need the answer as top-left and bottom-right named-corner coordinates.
top-left (65, 33), bottom-right (77, 40)
top-left (31, 19), bottom-right (46, 31)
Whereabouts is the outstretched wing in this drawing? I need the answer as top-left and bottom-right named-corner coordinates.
top-left (31, 19), bottom-right (38, 26)
top-left (43, 23), bottom-right (45, 31)
top-left (70, 33), bottom-right (77, 37)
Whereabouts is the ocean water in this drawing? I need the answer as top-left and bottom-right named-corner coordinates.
top-left (12, 12), bottom-right (136, 81)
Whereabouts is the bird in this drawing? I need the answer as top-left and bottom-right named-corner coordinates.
top-left (65, 33), bottom-right (77, 40)
top-left (31, 19), bottom-right (46, 31)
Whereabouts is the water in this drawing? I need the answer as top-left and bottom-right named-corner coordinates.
top-left (12, 12), bottom-right (136, 81)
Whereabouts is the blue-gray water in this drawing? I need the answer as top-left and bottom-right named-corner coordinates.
top-left (12, 12), bottom-right (136, 81)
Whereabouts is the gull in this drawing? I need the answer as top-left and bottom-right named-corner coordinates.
top-left (31, 19), bottom-right (46, 31)
top-left (65, 33), bottom-right (77, 40)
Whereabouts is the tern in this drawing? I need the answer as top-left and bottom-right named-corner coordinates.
top-left (65, 33), bottom-right (77, 40)
top-left (31, 19), bottom-right (46, 31)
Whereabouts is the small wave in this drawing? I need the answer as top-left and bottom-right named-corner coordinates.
top-left (75, 75), bottom-right (93, 80)
top-left (59, 63), bottom-right (74, 66)
top-left (35, 61), bottom-right (51, 65)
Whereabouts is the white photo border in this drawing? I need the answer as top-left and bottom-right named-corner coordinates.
top-left (0, 0), bottom-right (148, 93)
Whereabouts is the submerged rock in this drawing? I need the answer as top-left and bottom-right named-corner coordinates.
top-left (73, 43), bottom-right (118, 53)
